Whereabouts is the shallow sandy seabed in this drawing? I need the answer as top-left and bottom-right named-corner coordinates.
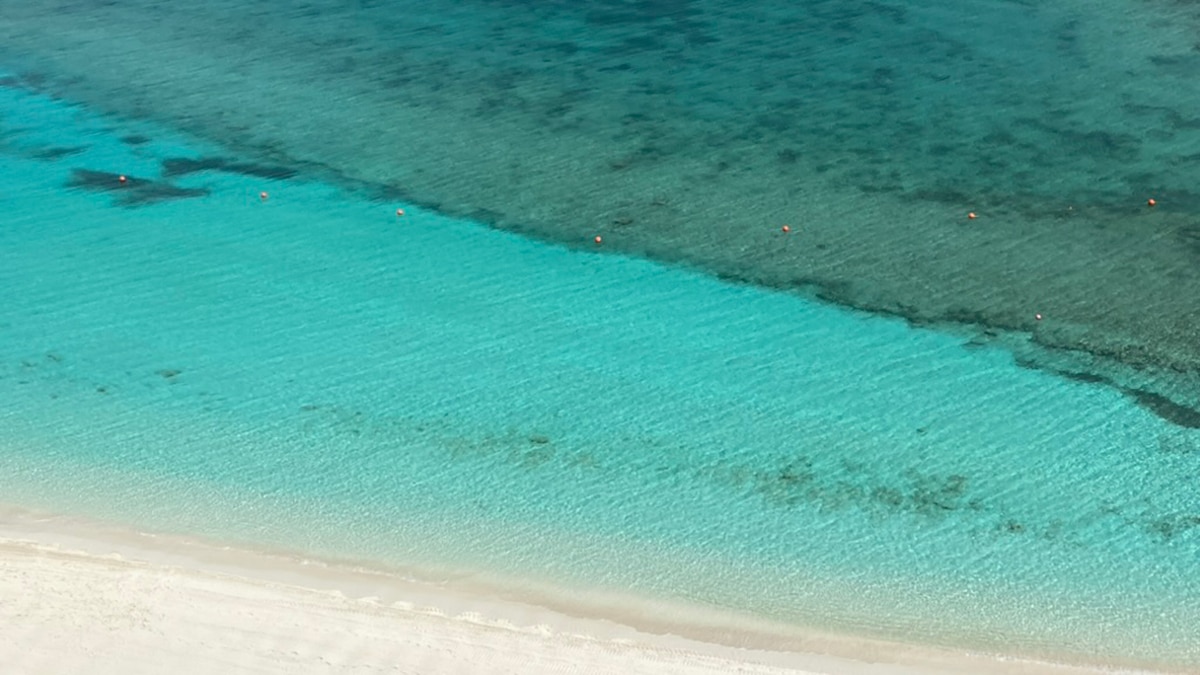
top-left (0, 508), bottom-right (1168, 675)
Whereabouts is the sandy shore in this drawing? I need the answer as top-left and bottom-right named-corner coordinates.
top-left (0, 508), bottom-right (1163, 675)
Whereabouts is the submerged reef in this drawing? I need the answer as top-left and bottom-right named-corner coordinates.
top-left (6, 0), bottom-right (1200, 427)
top-left (285, 403), bottom-right (1200, 551)
top-left (160, 156), bottom-right (297, 181)
top-left (65, 168), bottom-right (209, 207)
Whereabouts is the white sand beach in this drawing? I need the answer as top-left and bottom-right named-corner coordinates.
top-left (3, 541), bottom-right (794, 675)
top-left (0, 510), bottom-right (1162, 675)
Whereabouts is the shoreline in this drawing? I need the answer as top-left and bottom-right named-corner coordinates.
top-left (1, 11), bottom-right (1198, 671)
top-left (0, 504), bottom-right (1172, 675)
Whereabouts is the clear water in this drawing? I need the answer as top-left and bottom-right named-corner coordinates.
top-left (3, 0), bottom-right (1199, 416)
top-left (1, 0), bottom-right (1199, 670)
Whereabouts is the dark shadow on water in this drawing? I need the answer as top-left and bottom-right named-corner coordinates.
top-left (1127, 390), bottom-right (1200, 429)
top-left (65, 168), bottom-right (209, 207)
top-left (1016, 359), bottom-right (1200, 429)
top-left (285, 400), bottom-right (1200, 551)
top-left (32, 145), bottom-right (87, 160)
top-left (161, 156), bottom-right (297, 181)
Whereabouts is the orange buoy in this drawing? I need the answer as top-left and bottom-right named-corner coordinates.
top-left (1147, 198), bottom-right (1157, 207)
top-left (781, 225), bottom-right (791, 233)
top-left (594, 235), bottom-right (603, 244)
top-left (118, 175), bottom-right (127, 184)
top-left (967, 212), bottom-right (977, 220)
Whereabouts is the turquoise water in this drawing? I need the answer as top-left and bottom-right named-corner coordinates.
top-left (3, 0), bottom-right (1199, 420)
top-left (2, 0), bottom-right (1200, 669)
top-left (2, 76), bottom-right (1198, 668)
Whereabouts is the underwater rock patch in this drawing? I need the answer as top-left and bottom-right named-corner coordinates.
top-left (161, 156), bottom-right (297, 181)
top-left (32, 145), bottom-right (86, 160)
top-left (66, 168), bottom-right (209, 207)
top-left (1128, 389), bottom-right (1200, 429)
top-left (1157, 433), bottom-right (1199, 454)
top-left (1147, 514), bottom-right (1200, 542)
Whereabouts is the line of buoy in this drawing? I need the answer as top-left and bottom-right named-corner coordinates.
top-left (97, 172), bottom-right (1164, 333)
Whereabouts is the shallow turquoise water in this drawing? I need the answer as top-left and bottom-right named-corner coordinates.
top-left (1, 78), bottom-right (1198, 668)
top-left (3, 0), bottom-right (1200, 418)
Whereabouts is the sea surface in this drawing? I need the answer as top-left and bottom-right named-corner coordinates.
top-left (1, 0), bottom-right (1198, 670)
